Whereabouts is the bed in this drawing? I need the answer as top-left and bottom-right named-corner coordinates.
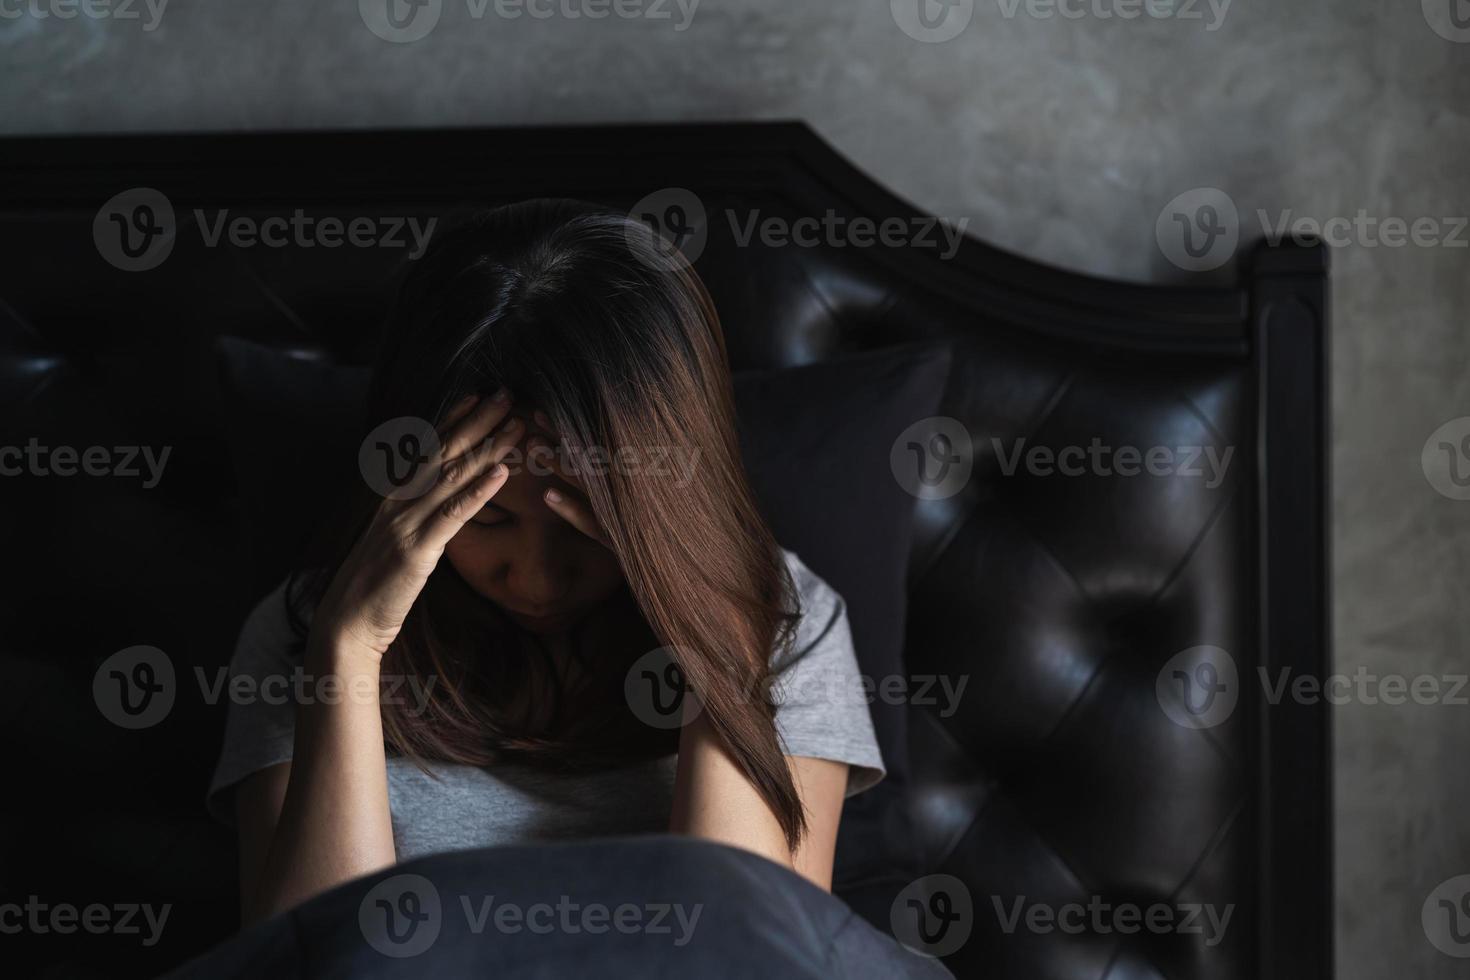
top-left (0, 121), bottom-right (1330, 979)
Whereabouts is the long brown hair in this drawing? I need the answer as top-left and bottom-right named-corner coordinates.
top-left (289, 200), bottom-right (808, 848)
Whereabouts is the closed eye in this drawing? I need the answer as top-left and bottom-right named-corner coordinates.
top-left (468, 503), bottom-right (510, 527)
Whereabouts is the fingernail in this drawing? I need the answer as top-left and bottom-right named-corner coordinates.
top-left (533, 410), bottom-right (552, 430)
top-left (489, 463), bottom-right (507, 479)
top-left (545, 488), bottom-right (562, 503)
top-left (492, 387), bottom-right (512, 404)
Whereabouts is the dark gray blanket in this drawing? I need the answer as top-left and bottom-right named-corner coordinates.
top-left (165, 835), bottom-right (953, 979)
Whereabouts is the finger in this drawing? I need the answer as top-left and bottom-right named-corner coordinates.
top-left (419, 413), bottom-right (524, 511)
top-left (419, 462), bottom-right (512, 549)
top-left (439, 388), bottom-right (514, 462)
top-left (438, 393), bottom-right (481, 433)
top-left (525, 431), bottom-right (593, 489)
top-left (544, 486), bottom-right (611, 548)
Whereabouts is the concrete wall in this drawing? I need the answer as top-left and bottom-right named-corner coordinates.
top-left (4, 1), bottom-right (1466, 975)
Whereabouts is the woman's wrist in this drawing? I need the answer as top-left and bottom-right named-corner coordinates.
top-left (306, 623), bottom-right (384, 677)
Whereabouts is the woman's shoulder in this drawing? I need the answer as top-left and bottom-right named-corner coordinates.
top-left (778, 547), bottom-right (842, 611)
top-left (774, 546), bottom-right (849, 666)
top-left (770, 548), bottom-right (886, 792)
top-left (231, 576), bottom-right (309, 673)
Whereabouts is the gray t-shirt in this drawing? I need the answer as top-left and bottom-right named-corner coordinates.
top-left (206, 548), bottom-right (885, 861)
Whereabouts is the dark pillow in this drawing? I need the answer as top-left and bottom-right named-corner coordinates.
top-left (215, 336), bottom-right (952, 879)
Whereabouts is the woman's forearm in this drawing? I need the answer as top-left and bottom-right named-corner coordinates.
top-left (241, 394), bottom-right (521, 923)
top-left (247, 630), bottom-right (396, 923)
top-left (669, 713), bottom-right (795, 872)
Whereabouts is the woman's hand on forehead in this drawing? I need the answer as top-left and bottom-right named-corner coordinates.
top-left (523, 409), bottom-right (612, 550)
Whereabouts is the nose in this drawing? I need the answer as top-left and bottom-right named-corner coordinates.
top-left (510, 544), bottom-right (572, 610)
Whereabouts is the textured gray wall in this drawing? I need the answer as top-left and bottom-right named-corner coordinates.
top-left (3, 1), bottom-right (1466, 976)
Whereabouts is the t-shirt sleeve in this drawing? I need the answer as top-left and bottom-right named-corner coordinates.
top-left (769, 550), bottom-right (886, 797)
top-left (205, 580), bottom-right (302, 826)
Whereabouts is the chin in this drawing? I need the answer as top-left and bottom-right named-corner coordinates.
top-left (504, 608), bottom-right (582, 634)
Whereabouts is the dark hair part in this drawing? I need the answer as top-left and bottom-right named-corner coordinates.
top-left (289, 199), bottom-right (807, 848)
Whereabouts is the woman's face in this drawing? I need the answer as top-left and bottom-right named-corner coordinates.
top-left (443, 411), bottom-right (625, 635)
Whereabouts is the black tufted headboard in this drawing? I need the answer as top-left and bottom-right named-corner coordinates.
top-left (0, 122), bottom-right (1330, 980)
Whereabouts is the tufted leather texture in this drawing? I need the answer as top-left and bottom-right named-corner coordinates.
top-left (0, 123), bottom-right (1330, 979)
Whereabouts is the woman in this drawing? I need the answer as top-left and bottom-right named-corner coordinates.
top-left (206, 199), bottom-right (886, 926)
